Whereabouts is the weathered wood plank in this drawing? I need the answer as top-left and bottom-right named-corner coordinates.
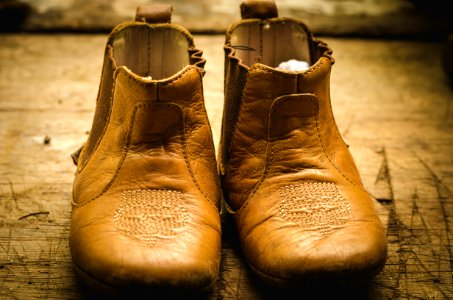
top-left (327, 38), bottom-right (453, 299)
top-left (1, 34), bottom-right (452, 299)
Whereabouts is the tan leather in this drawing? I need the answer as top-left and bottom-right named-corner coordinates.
top-left (135, 5), bottom-right (173, 23)
top-left (240, 0), bottom-right (278, 19)
top-left (220, 0), bottom-right (388, 286)
top-left (70, 6), bottom-right (221, 292)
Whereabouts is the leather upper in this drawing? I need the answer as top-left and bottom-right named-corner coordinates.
top-left (219, 0), bottom-right (388, 286)
top-left (70, 16), bottom-right (221, 290)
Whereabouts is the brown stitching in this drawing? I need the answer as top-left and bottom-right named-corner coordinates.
top-left (251, 65), bottom-right (296, 77)
top-left (159, 64), bottom-right (198, 86)
top-left (73, 102), bottom-right (156, 208)
top-left (117, 63), bottom-right (196, 87)
top-left (225, 66), bottom-right (294, 176)
top-left (113, 189), bottom-right (188, 246)
top-left (226, 95), bottom-right (291, 215)
top-left (233, 96), bottom-right (282, 215)
top-left (301, 58), bottom-right (324, 77)
top-left (116, 67), bottom-right (146, 87)
top-left (314, 113), bottom-right (369, 195)
top-left (178, 118), bottom-right (219, 210)
top-left (235, 141), bottom-right (275, 216)
top-left (232, 95), bottom-right (316, 216)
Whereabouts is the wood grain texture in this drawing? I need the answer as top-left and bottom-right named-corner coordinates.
top-left (0, 33), bottom-right (452, 299)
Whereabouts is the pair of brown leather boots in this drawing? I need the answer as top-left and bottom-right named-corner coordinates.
top-left (70, 0), bottom-right (388, 293)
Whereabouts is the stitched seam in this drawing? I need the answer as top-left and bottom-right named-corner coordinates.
top-left (314, 114), bottom-right (368, 194)
top-left (253, 65), bottom-right (296, 77)
top-left (75, 100), bottom-right (218, 209)
top-left (119, 67), bottom-right (148, 86)
top-left (119, 63), bottom-right (195, 87)
top-left (225, 66), bottom-right (289, 176)
top-left (234, 95), bottom-right (317, 215)
top-left (159, 66), bottom-right (194, 86)
top-left (234, 141), bottom-right (275, 216)
top-left (78, 65), bottom-right (116, 172)
top-left (178, 120), bottom-right (219, 210)
top-left (73, 102), bottom-right (148, 208)
top-left (301, 58), bottom-right (324, 78)
top-left (79, 67), bottom-right (146, 172)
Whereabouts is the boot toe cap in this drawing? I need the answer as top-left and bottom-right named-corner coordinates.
top-left (70, 194), bottom-right (221, 291)
top-left (241, 216), bottom-right (387, 286)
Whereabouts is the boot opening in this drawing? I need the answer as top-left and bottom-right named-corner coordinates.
top-left (111, 25), bottom-right (191, 79)
top-left (229, 20), bottom-right (312, 70)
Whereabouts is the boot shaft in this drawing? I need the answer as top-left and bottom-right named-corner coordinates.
top-left (220, 0), bottom-right (363, 210)
top-left (78, 19), bottom-right (207, 170)
top-left (217, 2), bottom-right (387, 286)
top-left (73, 9), bottom-right (220, 209)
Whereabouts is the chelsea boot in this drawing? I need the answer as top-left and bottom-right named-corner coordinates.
top-left (219, 0), bottom-right (388, 287)
top-left (70, 5), bottom-right (222, 293)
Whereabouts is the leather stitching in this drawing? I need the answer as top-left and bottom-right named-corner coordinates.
top-left (235, 95), bottom-right (317, 215)
top-left (314, 113), bottom-right (369, 194)
top-left (178, 112), bottom-right (220, 210)
top-left (235, 141), bottom-right (275, 216)
top-left (224, 66), bottom-right (292, 177)
top-left (73, 102), bottom-right (146, 207)
top-left (74, 101), bottom-right (218, 210)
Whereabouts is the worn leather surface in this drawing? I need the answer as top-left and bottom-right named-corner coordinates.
top-left (70, 10), bottom-right (221, 291)
top-left (220, 0), bottom-right (388, 287)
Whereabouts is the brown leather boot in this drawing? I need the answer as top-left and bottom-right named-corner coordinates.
top-left (70, 5), bottom-right (221, 293)
top-left (219, 0), bottom-right (388, 287)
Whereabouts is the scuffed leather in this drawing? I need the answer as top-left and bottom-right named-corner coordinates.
top-left (220, 2), bottom-right (388, 286)
top-left (70, 20), bottom-right (221, 291)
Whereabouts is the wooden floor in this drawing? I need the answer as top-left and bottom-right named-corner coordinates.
top-left (0, 33), bottom-right (452, 299)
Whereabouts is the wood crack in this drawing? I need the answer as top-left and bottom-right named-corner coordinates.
top-left (415, 153), bottom-right (453, 284)
top-left (374, 146), bottom-right (394, 203)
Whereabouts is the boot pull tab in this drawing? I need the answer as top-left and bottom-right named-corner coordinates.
top-left (240, 0), bottom-right (278, 19)
top-left (135, 5), bottom-right (173, 24)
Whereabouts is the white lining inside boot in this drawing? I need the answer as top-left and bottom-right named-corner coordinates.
top-left (229, 20), bottom-right (312, 69)
top-left (112, 26), bottom-right (190, 79)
